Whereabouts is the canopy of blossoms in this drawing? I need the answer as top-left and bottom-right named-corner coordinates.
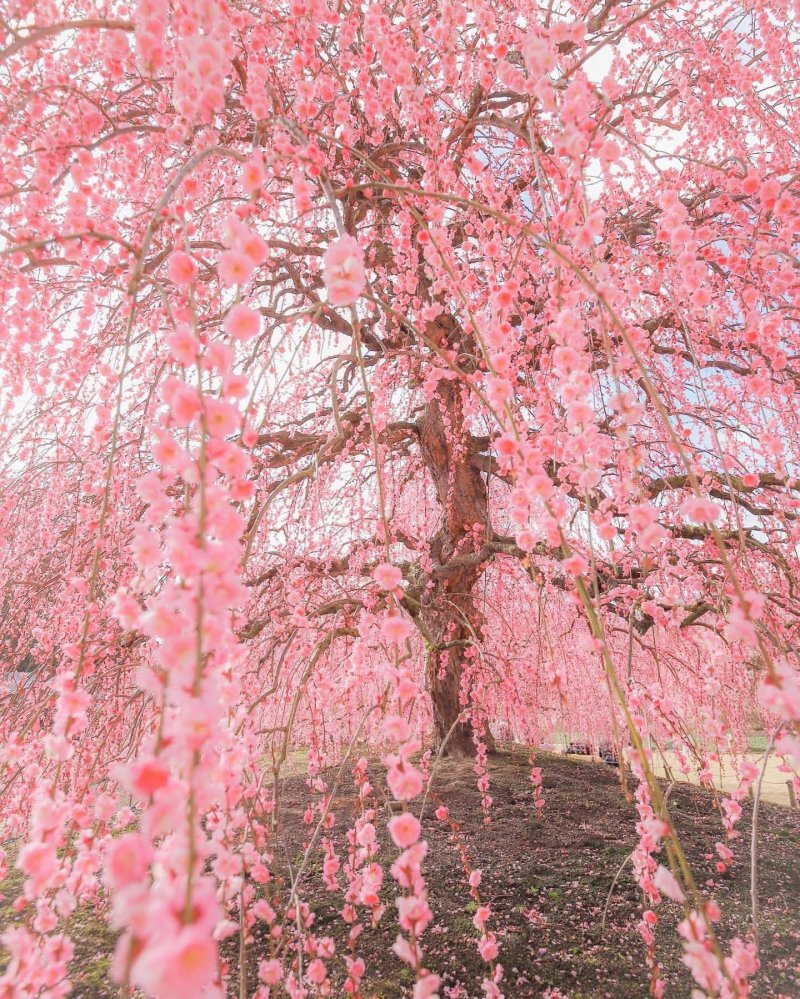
top-left (0, 0), bottom-right (799, 995)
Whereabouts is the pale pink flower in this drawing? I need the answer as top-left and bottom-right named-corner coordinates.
top-left (357, 822), bottom-right (377, 846)
top-left (133, 925), bottom-right (218, 997)
top-left (384, 714), bottom-right (411, 742)
top-left (241, 156), bottom-right (265, 195)
top-left (413, 972), bottom-right (441, 998)
top-left (204, 398), bottom-right (240, 438)
top-left (151, 430), bottom-right (183, 469)
top-left (388, 812), bottom-right (421, 848)
top-left (478, 932), bottom-right (499, 961)
top-left (393, 934), bottom-right (418, 966)
top-left (253, 899), bottom-right (276, 923)
top-left (397, 893), bottom-right (433, 934)
top-left (323, 234), bottom-right (366, 305)
top-left (473, 904), bottom-right (491, 931)
top-left (166, 324), bottom-right (200, 365)
top-left (381, 614), bottom-right (412, 644)
top-left (653, 865), bottom-right (685, 903)
top-left (224, 303), bottom-right (261, 342)
top-left (680, 496), bottom-right (722, 524)
top-left (259, 959), bottom-right (283, 984)
top-left (170, 384), bottom-right (201, 426)
top-left (168, 251), bottom-right (197, 285)
top-left (18, 842), bottom-right (57, 891)
top-left (721, 798), bottom-right (742, 825)
top-left (374, 561), bottom-right (402, 590)
top-left (306, 958), bottom-right (327, 985)
top-left (387, 762), bottom-right (424, 800)
top-left (239, 229), bottom-right (269, 264)
top-left (563, 553), bottom-right (589, 576)
top-left (222, 372), bottom-right (249, 399)
top-left (219, 250), bottom-right (255, 286)
top-left (105, 833), bottom-right (152, 889)
top-left (110, 590), bottom-right (140, 629)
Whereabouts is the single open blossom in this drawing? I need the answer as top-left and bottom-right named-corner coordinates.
top-left (258, 958), bottom-right (283, 985)
top-left (323, 234), bottom-right (366, 305)
top-left (413, 972), bottom-right (441, 999)
top-left (381, 613), bottom-right (413, 644)
top-left (219, 250), bottom-right (255, 287)
top-left (241, 156), bottom-right (265, 195)
top-left (18, 842), bottom-right (57, 892)
top-left (224, 303), bottom-right (261, 342)
top-left (653, 865), bottom-right (685, 903)
top-left (387, 762), bottom-right (424, 800)
top-left (374, 561), bottom-right (402, 590)
top-left (478, 932), bottom-right (499, 961)
top-left (680, 496), bottom-right (722, 524)
top-left (167, 251), bottom-right (197, 285)
top-left (166, 324), bottom-right (200, 365)
top-left (122, 758), bottom-right (170, 799)
top-left (563, 553), bottom-right (589, 576)
top-left (132, 925), bottom-right (218, 997)
top-left (384, 714), bottom-right (411, 741)
top-left (388, 811), bottom-right (421, 848)
top-left (169, 384), bottom-right (202, 427)
top-left (105, 833), bottom-right (152, 889)
top-left (203, 398), bottom-right (240, 438)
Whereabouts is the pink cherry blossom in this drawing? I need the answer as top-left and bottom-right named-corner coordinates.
top-left (653, 865), bottom-right (685, 903)
top-left (132, 925), bottom-right (218, 997)
top-left (323, 234), bottom-right (366, 305)
top-left (224, 303), bottom-right (261, 342)
top-left (388, 812), bottom-right (421, 848)
top-left (374, 562), bottom-right (403, 590)
top-left (219, 250), bottom-right (255, 287)
top-left (105, 833), bottom-right (152, 889)
top-left (680, 496), bottom-right (722, 524)
top-left (381, 614), bottom-right (413, 645)
top-left (168, 251), bottom-right (197, 285)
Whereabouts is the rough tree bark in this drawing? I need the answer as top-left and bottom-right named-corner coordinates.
top-left (417, 375), bottom-right (494, 757)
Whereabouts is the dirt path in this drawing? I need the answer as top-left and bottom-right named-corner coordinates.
top-left (650, 752), bottom-right (795, 807)
top-left (559, 749), bottom-right (796, 806)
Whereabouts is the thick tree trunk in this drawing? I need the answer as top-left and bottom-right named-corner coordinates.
top-left (425, 613), bottom-right (484, 758)
top-left (417, 375), bottom-right (493, 757)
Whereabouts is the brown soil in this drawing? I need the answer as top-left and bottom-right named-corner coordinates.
top-left (2, 751), bottom-right (798, 997)
top-left (263, 750), bottom-right (800, 998)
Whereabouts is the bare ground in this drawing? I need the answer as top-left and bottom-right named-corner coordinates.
top-left (264, 750), bottom-right (800, 998)
top-left (2, 751), bottom-right (799, 997)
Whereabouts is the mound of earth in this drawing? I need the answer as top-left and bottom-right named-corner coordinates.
top-left (252, 750), bottom-right (800, 998)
